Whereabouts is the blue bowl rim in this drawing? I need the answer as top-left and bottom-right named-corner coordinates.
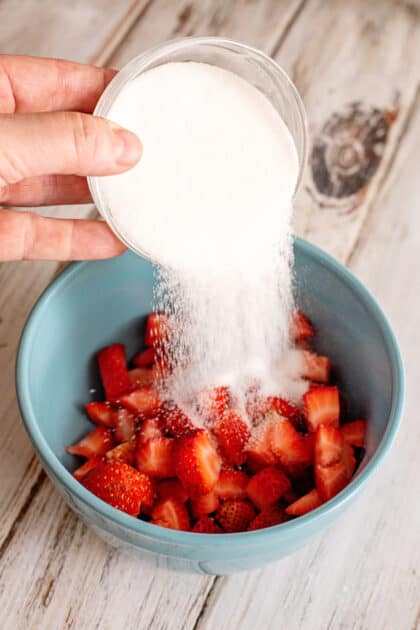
top-left (15, 238), bottom-right (405, 547)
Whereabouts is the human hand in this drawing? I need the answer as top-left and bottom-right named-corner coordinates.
top-left (0, 55), bottom-right (142, 261)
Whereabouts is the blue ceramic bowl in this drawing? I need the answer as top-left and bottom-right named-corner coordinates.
top-left (16, 239), bottom-right (404, 575)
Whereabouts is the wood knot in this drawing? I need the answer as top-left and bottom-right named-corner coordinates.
top-left (311, 102), bottom-right (398, 199)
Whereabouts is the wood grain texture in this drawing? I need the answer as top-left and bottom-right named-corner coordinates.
top-left (274, 0), bottom-right (420, 262)
top-left (196, 87), bottom-right (420, 630)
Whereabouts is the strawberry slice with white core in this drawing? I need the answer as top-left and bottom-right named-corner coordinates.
top-left (174, 430), bottom-right (221, 498)
top-left (67, 426), bottom-right (114, 458)
top-left (314, 424), bottom-right (344, 467)
top-left (97, 344), bottom-right (131, 401)
top-left (270, 414), bottom-right (312, 467)
top-left (301, 351), bottom-right (331, 384)
top-left (120, 386), bottom-right (161, 418)
top-left (137, 418), bottom-right (162, 444)
top-left (341, 419), bottom-right (367, 448)
top-left (214, 470), bottom-right (249, 500)
top-left (286, 488), bottom-right (323, 516)
top-left (315, 460), bottom-right (349, 501)
top-left (113, 408), bottom-right (137, 443)
top-left (245, 417), bottom-right (277, 471)
top-left (190, 490), bottom-right (220, 517)
top-left (303, 386), bottom-right (340, 432)
top-left (150, 497), bottom-right (190, 531)
top-left (135, 436), bottom-right (175, 478)
top-left (127, 367), bottom-right (154, 387)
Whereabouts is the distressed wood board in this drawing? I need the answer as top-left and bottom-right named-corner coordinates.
top-left (0, 1), bottom-right (419, 629)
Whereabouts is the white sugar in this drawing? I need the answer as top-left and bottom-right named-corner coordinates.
top-left (100, 61), bottom-right (306, 411)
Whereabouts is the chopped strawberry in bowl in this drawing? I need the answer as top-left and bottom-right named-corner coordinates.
top-left (16, 241), bottom-right (404, 574)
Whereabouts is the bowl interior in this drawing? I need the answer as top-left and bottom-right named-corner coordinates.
top-left (17, 240), bottom-right (400, 490)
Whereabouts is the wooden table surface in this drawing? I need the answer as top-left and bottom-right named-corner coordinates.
top-left (0, 1), bottom-right (419, 629)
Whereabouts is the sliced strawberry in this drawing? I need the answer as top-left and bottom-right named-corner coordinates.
top-left (197, 386), bottom-right (230, 421)
top-left (315, 460), bottom-right (349, 501)
top-left (137, 418), bottom-right (163, 444)
top-left (144, 313), bottom-right (171, 347)
top-left (136, 436), bottom-right (175, 478)
top-left (132, 347), bottom-right (155, 368)
top-left (113, 408), bottom-right (137, 444)
top-left (286, 488), bottom-right (323, 516)
top-left (157, 478), bottom-right (189, 504)
top-left (120, 386), bottom-right (161, 418)
top-left (215, 500), bottom-right (255, 533)
top-left (247, 466), bottom-right (291, 510)
top-left (97, 344), bottom-right (131, 401)
top-left (245, 417), bottom-right (277, 471)
top-left (192, 516), bottom-right (222, 533)
top-left (266, 397), bottom-right (300, 422)
top-left (82, 461), bottom-right (152, 516)
top-left (174, 430), bottom-right (221, 498)
top-left (342, 442), bottom-right (357, 478)
top-left (105, 440), bottom-right (136, 465)
top-left (291, 310), bottom-right (315, 342)
top-left (159, 401), bottom-right (197, 438)
top-left (247, 505), bottom-right (287, 530)
top-left (270, 416), bottom-right (312, 467)
top-left (73, 456), bottom-right (102, 481)
top-left (85, 402), bottom-right (114, 428)
top-left (67, 426), bottom-right (114, 458)
top-left (301, 351), bottom-right (331, 384)
top-left (190, 490), bottom-right (220, 517)
top-left (341, 419), bottom-right (367, 448)
top-left (150, 497), bottom-right (190, 531)
top-left (212, 411), bottom-right (250, 466)
top-left (127, 367), bottom-right (154, 387)
top-left (314, 424), bottom-right (344, 467)
top-left (303, 386), bottom-right (340, 432)
top-left (214, 470), bottom-right (249, 500)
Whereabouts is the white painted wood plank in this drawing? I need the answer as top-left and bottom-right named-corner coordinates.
top-left (274, 0), bottom-right (420, 262)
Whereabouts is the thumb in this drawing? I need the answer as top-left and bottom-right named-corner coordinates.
top-left (0, 112), bottom-right (142, 185)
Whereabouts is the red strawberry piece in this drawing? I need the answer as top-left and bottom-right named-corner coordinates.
top-left (247, 505), bottom-right (287, 530)
top-left (212, 411), bottom-right (250, 466)
top-left (150, 497), bottom-right (190, 531)
top-left (136, 436), bottom-right (175, 478)
top-left (97, 344), bottom-right (131, 401)
top-left (314, 424), bottom-right (344, 467)
top-left (291, 310), bottom-right (315, 342)
top-left (190, 490), bottom-right (220, 517)
top-left (132, 347), bottom-right (155, 368)
top-left (159, 401), bottom-right (197, 439)
top-left (144, 313), bottom-right (171, 347)
top-left (85, 402), bottom-right (114, 428)
top-left (137, 418), bottom-right (163, 444)
top-left (82, 461), bottom-right (152, 516)
top-left (214, 470), bottom-right (249, 500)
top-left (215, 500), bottom-right (255, 533)
top-left (120, 386), bottom-right (161, 418)
top-left (303, 386), bottom-right (340, 432)
top-left (270, 415), bottom-right (312, 467)
top-left (265, 397), bottom-right (300, 422)
top-left (67, 426), bottom-right (114, 458)
top-left (245, 418), bottom-right (277, 471)
top-left (105, 439), bottom-right (136, 466)
top-left (342, 442), bottom-right (357, 478)
top-left (286, 488), bottom-right (323, 516)
top-left (157, 478), bottom-right (189, 504)
top-left (73, 456), bottom-right (102, 481)
top-left (113, 408), bottom-right (137, 444)
top-left (127, 367), bottom-right (154, 387)
top-left (301, 351), bottom-right (331, 384)
top-left (197, 386), bottom-right (230, 421)
top-left (315, 460), bottom-right (349, 501)
top-left (246, 466), bottom-right (291, 510)
top-left (341, 419), bottom-right (367, 448)
top-left (192, 516), bottom-right (222, 533)
top-left (174, 430), bottom-right (221, 498)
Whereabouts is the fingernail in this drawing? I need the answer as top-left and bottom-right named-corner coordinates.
top-left (113, 128), bottom-right (142, 166)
